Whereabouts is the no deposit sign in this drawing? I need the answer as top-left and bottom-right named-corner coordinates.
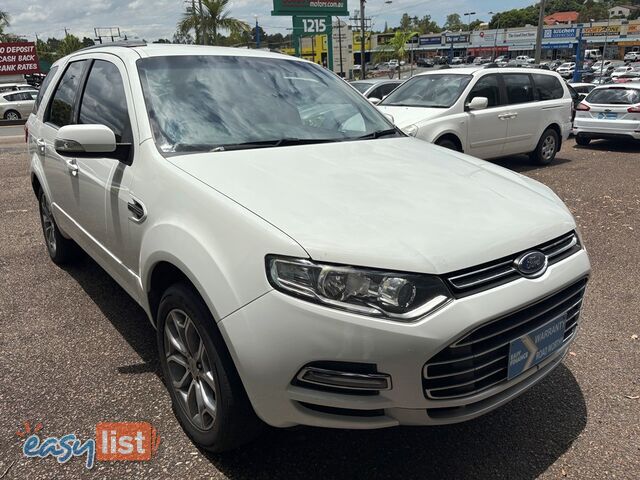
top-left (0, 42), bottom-right (40, 75)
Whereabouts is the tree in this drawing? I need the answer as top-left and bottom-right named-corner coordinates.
top-left (172, 31), bottom-right (194, 44)
top-left (578, 0), bottom-right (609, 22)
top-left (0, 10), bottom-right (10, 39)
top-left (58, 34), bottom-right (83, 56)
top-left (387, 30), bottom-right (419, 78)
top-left (399, 13), bottom-right (412, 31)
top-left (416, 15), bottom-right (441, 34)
top-left (444, 13), bottom-right (464, 31)
top-left (81, 37), bottom-right (95, 48)
top-left (177, 0), bottom-right (249, 46)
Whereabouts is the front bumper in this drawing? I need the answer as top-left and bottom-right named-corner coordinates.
top-left (219, 250), bottom-right (590, 429)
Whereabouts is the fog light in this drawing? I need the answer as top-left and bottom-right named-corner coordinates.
top-left (297, 366), bottom-right (391, 391)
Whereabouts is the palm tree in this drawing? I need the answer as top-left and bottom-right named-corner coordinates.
top-left (178, 0), bottom-right (249, 46)
top-left (387, 30), bottom-right (419, 79)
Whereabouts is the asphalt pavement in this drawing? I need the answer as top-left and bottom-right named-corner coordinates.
top-left (0, 138), bottom-right (638, 479)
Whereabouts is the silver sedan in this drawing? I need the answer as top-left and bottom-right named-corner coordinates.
top-left (1, 90), bottom-right (37, 120)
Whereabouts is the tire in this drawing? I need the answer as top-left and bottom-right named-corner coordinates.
top-left (575, 134), bottom-right (591, 146)
top-left (37, 189), bottom-right (77, 265)
top-left (530, 128), bottom-right (559, 165)
top-left (157, 283), bottom-right (264, 452)
top-left (435, 138), bottom-right (460, 152)
top-left (3, 110), bottom-right (21, 120)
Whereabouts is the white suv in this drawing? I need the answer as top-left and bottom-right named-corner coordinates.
top-left (27, 44), bottom-right (590, 452)
top-left (377, 67), bottom-right (573, 164)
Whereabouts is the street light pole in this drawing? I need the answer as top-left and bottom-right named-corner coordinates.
top-left (360, 0), bottom-right (366, 79)
top-left (489, 11), bottom-right (500, 61)
top-left (534, 0), bottom-right (546, 63)
top-left (600, 11), bottom-right (612, 78)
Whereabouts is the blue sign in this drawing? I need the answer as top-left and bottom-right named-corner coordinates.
top-left (543, 42), bottom-right (574, 49)
top-left (507, 313), bottom-right (567, 380)
top-left (419, 36), bottom-right (441, 46)
top-left (444, 34), bottom-right (469, 44)
top-left (543, 27), bottom-right (577, 39)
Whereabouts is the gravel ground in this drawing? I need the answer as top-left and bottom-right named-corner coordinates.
top-left (0, 139), bottom-right (638, 479)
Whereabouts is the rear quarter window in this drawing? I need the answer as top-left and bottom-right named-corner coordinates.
top-left (586, 88), bottom-right (640, 105)
top-left (34, 66), bottom-right (59, 111)
top-left (533, 74), bottom-right (564, 100)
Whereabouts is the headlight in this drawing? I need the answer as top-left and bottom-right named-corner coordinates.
top-left (403, 124), bottom-right (419, 137)
top-left (266, 256), bottom-right (452, 321)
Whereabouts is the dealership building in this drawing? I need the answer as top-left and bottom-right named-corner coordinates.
top-left (284, 18), bottom-right (640, 67)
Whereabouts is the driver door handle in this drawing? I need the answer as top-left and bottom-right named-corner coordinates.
top-left (65, 157), bottom-right (78, 176)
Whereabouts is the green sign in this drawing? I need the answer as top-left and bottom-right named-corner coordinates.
top-left (293, 16), bottom-right (331, 36)
top-left (272, 0), bottom-right (348, 16)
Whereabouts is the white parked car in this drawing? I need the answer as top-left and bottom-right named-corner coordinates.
top-left (377, 68), bottom-right (573, 164)
top-left (0, 89), bottom-right (38, 120)
top-left (624, 51), bottom-right (640, 62)
top-left (573, 84), bottom-right (640, 144)
top-left (556, 62), bottom-right (576, 78)
top-left (27, 43), bottom-right (590, 452)
top-left (515, 55), bottom-right (535, 65)
top-left (349, 79), bottom-right (403, 103)
top-left (610, 65), bottom-right (634, 78)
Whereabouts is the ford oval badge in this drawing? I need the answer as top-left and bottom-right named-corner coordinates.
top-left (515, 251), bottom-right (548, 278)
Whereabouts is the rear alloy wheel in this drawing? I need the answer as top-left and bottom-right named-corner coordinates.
top-left (157, 283), bottom-right (264, 452)
top-left (530, 128), bottom-right (559, 165)
top-left (37, 190), bottom-right (77, 264)
top-left (3, 110), bottom-right (20, 120)
top-left (575, 134), bottom-right (591, 146)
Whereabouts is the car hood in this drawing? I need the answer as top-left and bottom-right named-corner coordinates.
top-left (168, 138), bottom-right (575, 274)
top-left (376, 105), bottom-right (448, 128)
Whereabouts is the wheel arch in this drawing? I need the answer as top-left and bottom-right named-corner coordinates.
top-left (543, 123), bottom-right (562, 150)
top-left (434, 132), bottom-right (464, 152)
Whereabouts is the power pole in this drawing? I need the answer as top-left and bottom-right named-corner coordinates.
top-left (534, 0), bottom-right (546, 63)
top-left (336, 17), bottom-right (344, 77)
top-left (360, 0), bottom-right (366, 79)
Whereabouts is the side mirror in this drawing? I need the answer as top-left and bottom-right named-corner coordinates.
top-left (383, 113), bottom-right (394, 124)
top-left (55, 124), bottom-right (116, 155)
top-left (467, 97), bottom-right (489, 111)
top-left (369, 97), bottom-right (382, 105)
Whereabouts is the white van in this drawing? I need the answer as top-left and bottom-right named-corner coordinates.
top-left (377, 67), bottom-right (573, 165)
top-left (584, 49), bottom-right (601, 60)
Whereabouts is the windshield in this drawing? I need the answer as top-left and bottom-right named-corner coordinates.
top-left (350, 82), bottom-right (374, 93)
top-left (560, 63), bottom-right (573, 68)
top-left (137, 55), bottom-right (393, 153)
top-left (380, 74), bottom-right (472, 108)
top-left (586, 88), bottom-right (640, 105)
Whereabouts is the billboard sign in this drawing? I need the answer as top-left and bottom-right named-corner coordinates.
top-left (444, 34), bottom-right (469, 44)
top-left (293, 16), bottom-right (331, 36)
top-left (583, 25), bottom-right (621, 37)
top-left (272, 0), bottom-right (348, 16)
top-left (507, 30), bottom-right (537, 42)
top-left (419, 36), bottom-right (441, 46)
top-left (0, 42), bottom-right (39, 75)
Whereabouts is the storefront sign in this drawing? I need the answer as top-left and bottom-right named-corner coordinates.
top-left (0, 42), bottom-right (39, 75)
top-left (543, 42), bottom-right (573, 49)
top-left (543, 27), bottom-right (577, 39)
top-left (443, 34), bottom-right (469, 44)
top-left (507, 30), bottom-right (537, 42)
top-left (583, 25), bottom-right (621, 37)
top-left (627, 24), bottom-right (640, 36)
top-left (419, 36), bottom-right (441, 46)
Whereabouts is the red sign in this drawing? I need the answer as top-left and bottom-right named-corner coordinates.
top-left (0, 42), bottom-right (40, 75)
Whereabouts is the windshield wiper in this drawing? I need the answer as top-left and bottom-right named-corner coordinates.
top-left (210, 137), bottom-right (343, 152)
top-left (355, 128), bottom-right (401, 140)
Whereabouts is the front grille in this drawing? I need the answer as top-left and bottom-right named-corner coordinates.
top-left (423, 278), bottom-right (587, 400)
top-left (446, 231), bottom-right (581, 297)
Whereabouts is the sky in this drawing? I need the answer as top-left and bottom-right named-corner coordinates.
top-left (4, 0), bottom-right (536, 42)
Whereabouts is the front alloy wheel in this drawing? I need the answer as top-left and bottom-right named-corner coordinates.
top-left (164, 309), bottom-right (217, 431)
top-left (157, 283), bottom-right (263, 452)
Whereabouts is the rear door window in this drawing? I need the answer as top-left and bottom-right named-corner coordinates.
top-left (47, 61), bottom-right (88, 127)
top-left (586, 88), bottom-right (640, 104)
top-left (503, 74), bottom-right (534, 104)
top-left (532, 74), bottom-right (564, 100)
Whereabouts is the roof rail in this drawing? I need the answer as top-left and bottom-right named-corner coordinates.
top-left (78, 40), bottom-right (147, 52)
